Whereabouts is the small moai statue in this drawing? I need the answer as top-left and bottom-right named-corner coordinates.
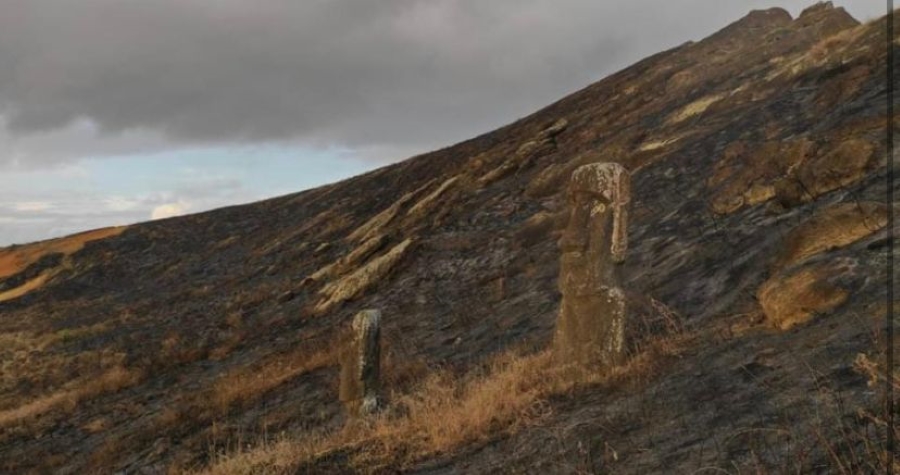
top-left (553, 162), bottom-right (631, 371)
top-left (339, 309), bottom-right (382, 418)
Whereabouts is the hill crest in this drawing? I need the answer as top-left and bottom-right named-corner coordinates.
top-left (0, 3), bottom-right (896, 473)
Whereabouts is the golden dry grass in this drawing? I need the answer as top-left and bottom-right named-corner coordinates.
top-left (0, 364), bottom-right (143, 427)
top-left (210, 345), bottom-right (339, 413)
top-left (0, 272), bottom-right (54, 303)
top-left (0, 330), bottom-right (58, 355)
top-left (0, 226), bottom-right (126, 279)
top-left (827, 350), bottom-right (900, 473)
top-left (0, 226), bottom-right (126, 301)
top-left (0, 324), bottom-right (114, 411)
top-left (0, 323), bottom-right (110, 354)
top-left (196, 331), bottom-right (691, 474)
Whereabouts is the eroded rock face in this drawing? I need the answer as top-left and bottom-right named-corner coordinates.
top-left (553, 162), bottom-right (630, 370)
top-left (776, 201), bottom-right (887, 270)
top-left (315, 239), bottom-right (414, 314)
top-left (757, 260), bottom-right (852, 330)
top-left (347, 180), bottom-right (433, 243)
top-left (756, 201), bottom-right (885, 330)
top-left (339, 309), bottom-right (382, 418)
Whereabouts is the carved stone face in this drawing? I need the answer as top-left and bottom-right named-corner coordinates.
top-left (561, 163), bottom-right (630, 262)
top-left (570, 163), bottom-right (624, 203)
top-left (559, 189), bottom-right (607, 252)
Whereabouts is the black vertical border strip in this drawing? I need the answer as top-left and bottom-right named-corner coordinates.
top-left (888, 1), bottom-right (896, 473)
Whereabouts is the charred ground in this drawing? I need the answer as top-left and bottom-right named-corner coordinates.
top-left (0, 3), bottom-right (897, 473)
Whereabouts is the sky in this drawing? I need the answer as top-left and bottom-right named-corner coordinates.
top-left (0, 1), bottom-right (886, 246)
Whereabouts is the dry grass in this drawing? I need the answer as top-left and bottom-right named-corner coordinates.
top-left (197, 331), bottom-right (692, 474)
top-left (0, 226), bottom-right (126, 301)
top-left (0, 272), bottom-right (55, 302)
top-left (0, 331), bottom-right (59, 355)
top-left (806, 350), bottom-right (900, 473)
top-left (0, 324), bottom-right (114, 411)
top-left (210, 345), bottom-right (339, 414)
top-left (0, 364), bottom-right (143, 427)
top-left (854, 352), bottom-right (900, 393)
top-left (0, 226), bottom-right (125, 279)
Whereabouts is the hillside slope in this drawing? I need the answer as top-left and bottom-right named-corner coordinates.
top-left (1, 3), bottom-right (897, 473)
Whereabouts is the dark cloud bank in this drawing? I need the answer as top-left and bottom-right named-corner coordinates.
top-left (0, 1), bottom-right (882, 166)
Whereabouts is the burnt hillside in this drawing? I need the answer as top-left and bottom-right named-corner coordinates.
top-left (0, 3), bottom-right (897, 473)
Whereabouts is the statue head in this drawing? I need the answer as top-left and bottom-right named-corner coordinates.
top-left (568, 162), bottom-right (631, 262)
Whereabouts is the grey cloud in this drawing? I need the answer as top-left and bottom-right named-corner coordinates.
top-left (0, 118), bottom-right (170, 168)
top-left (0, 1), bottom-right (885, 166)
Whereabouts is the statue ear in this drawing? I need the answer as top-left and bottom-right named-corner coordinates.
top-left (610, 166), bottom-right (630, 263)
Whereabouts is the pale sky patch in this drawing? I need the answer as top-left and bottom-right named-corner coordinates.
top-left (151, 201), bottom-right (191, 220)
top-left (13, 202), bottom-right (53, 212)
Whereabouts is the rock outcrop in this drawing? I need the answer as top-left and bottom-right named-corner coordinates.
top-left (314, 238), bottom-right (414, 314)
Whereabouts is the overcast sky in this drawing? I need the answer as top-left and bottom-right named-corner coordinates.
top-left (0, 1), bottom-right (885, 245)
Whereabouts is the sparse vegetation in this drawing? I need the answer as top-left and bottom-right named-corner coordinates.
top-left (210, 345), bottom-right (338, 414)
top-left (0, 364), bottom-right (143, 427)
top-left (198, 328), bottom-right (692, 474)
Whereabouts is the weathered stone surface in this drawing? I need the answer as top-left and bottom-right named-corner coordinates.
top-left (795, 138), bottom-right (875, 198)
top-left (347, 180), bottom-right (434, 243)
top-left (478, 119), bottom-right (567, 187)
top-left (553, 162), bottom-right (631, 370)
top-left (479, 160), bottom-right (519, 186)
top-left (314, 242), bottom-right (332, 255)
top-left (709, 139), bottom-right (815, 215)
top-left (757, 260), bottom-right (852, 330)
top-left (315, 238), bottom-right (414, 314)
top-left (406, 176), bottom-right (460, 220)
top-left (667, 93), bottom-right (724, 124)
top-left (776, 201), bottom-right (887, 270)
top-left (540, 118), bottom-right (569, 139)
top-left (479, 140), bottom-right (553, 186)
top-left (339, 309), bottom-right (382, 417)
top-left (308, 234), bottom-right (388, 283)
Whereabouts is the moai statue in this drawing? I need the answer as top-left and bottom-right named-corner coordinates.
top-left (553, 162), bottom-right (630, 371)
top-left (339, 309), bottom-right (382, 418)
